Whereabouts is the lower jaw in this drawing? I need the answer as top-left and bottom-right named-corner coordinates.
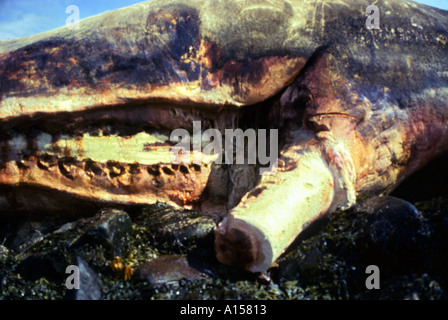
top-left (0, 100), bottom-right (281, 216)
top-left (0, 132), bottom-right (224, 211)
top-left (0, 184), bottom-right (131, 217)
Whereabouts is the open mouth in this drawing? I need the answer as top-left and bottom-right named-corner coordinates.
top-left (0, 99), bottom-right (278, 215)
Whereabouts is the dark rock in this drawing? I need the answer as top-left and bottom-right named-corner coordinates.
top-left (136, 203), bottom-right (219, 253)
top-left (358, 273), bottom-right (444, 300)
top-left (8, 221), bottom-right (46, 253)
top-left (274, 236), bottom-right (325, 282)
top-left (134, 255), bottom-right (205, 286)
top-left (3, 217), bottom-right (71, 253)
top-left (64, 256), bottom-right (103, 300)
top-left (354, 196), bottom-right (430, 274)
top-left (274, 196), bottom-right (433, 297)
top-left (16, 250), bottom-right (66, 282)
top-left (16, 209), bottom-right (132, 281)
top-left (417, 197), bottom-right (448, 290)
top-left (71, 208), bottom-right (132, 257)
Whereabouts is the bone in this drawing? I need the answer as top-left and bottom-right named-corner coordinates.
top-left (214, 132), bottom-right (356, 273)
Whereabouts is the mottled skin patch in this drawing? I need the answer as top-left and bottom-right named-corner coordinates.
top-left (0, 0), bottom-right (447, 271)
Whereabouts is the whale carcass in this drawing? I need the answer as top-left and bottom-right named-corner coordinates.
top-left (0, 0), bottom-right (447, 272)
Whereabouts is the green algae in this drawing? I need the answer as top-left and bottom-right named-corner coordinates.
top-left (1, 197), bottom-right (448, 300)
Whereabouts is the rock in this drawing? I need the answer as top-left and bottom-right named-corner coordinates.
top-left (16, 209), bottom-right (133, 281)
top-left (64, 256), bottom-right (103, 300)
top-left (358, 273), bottom-right (444, 300)
top-left (136, 203), bottom-right (219, 253)
top-left (16, 250), bottom-right (66, 282)
top-left (71, 208), bottom-right (132, 257)
top-left (134, 255), bottom-right (205, 286)
top-left (354, 196), bottom-right (430, 274)
top-left (4, 217), bottom-right (71, 253)
top-left (8, 221), bottom-right (45, 253)
top-left (274, 196), bottom-right (432, 295)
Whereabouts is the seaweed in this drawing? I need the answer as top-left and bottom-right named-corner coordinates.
top-left (1, 197), bottom-right (447, 300)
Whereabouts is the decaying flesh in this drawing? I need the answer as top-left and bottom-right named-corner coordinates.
top-left (1, 0), bottom-right (448, 272)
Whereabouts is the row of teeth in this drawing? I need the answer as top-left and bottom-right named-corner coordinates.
top-left (1, 154), bottom-right (203, 180)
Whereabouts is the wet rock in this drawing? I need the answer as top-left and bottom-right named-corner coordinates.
top-left (71, 208), bottom-right (132, 257)
top-left (134, 255), bottom-right (205, 286)
top-left (8, 221), bottom-right (46, 253)
top-left (354, 196), bottom-right (430, 274)
top-left (274, 196), bottom-right (433, 297)
top-left (2, 216), bottom-right (71, 254)
top-left (417, 197), bottom-right (448, 290)
top-left (16, 250), bottom-right (66, 282)
top-left (16, 209), bottom-right (132, 281)
top-left (274, 236), bottom-right (325, 282)
top-left (135, 203), bottom-right (219, 253)
top-left (2, 196), bottom-right (447, 300)
top-left (65, 256), bottom-right (103, 300)
top-left (358, 273), bottom-right (444, 300)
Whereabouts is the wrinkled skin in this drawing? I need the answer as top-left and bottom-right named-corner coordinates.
top-left (0, 0), bottom-right (447, 272)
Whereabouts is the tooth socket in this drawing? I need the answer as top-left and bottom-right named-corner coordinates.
top-left (37, 155), bottom-right (57, 171)
top-left (147, 165), bottom-right (161, 176)
top-left (107, 161), bottom-right (125, 178)
top-left (58, 158), bottom-right (77, 179)
top-left (84, 159), bottom-right (104, 177)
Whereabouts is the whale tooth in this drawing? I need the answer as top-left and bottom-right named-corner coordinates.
top-left (37, 160), bottom-right (49, 170)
